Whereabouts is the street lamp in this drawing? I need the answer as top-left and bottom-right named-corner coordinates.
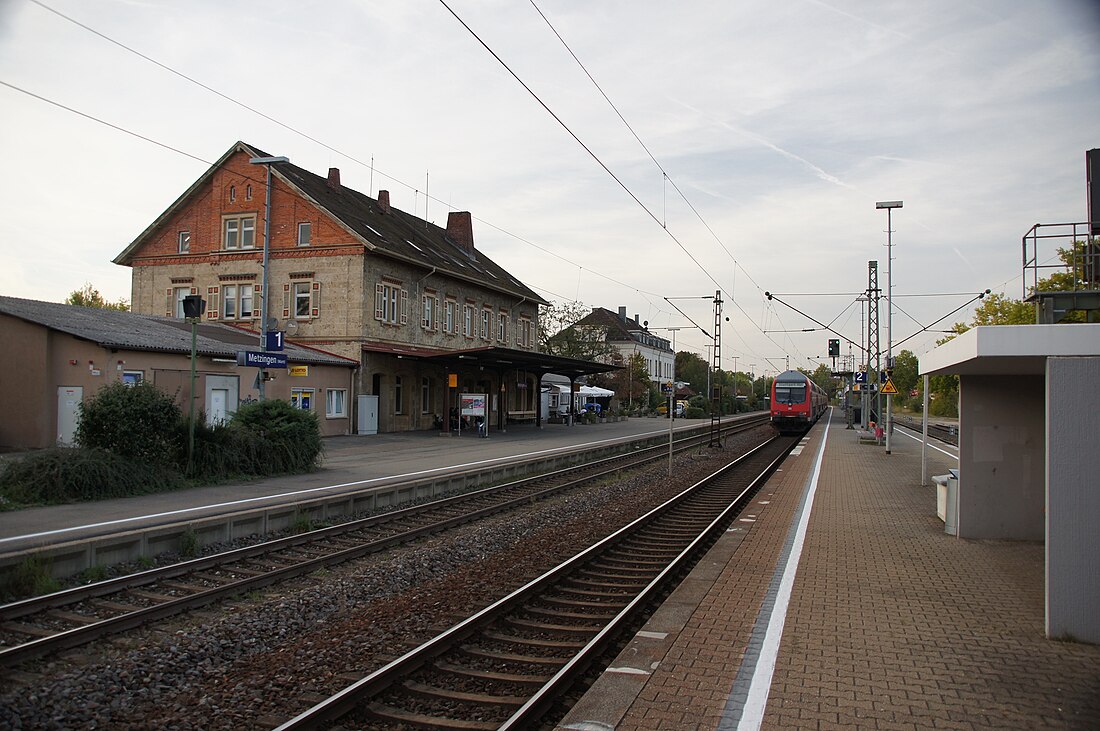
top-left (183, 294), bottom-right (206, 474)
top-left (876, 200), bottom-right (902, 454)
top-left (249, 155), bottom-right (290, 400)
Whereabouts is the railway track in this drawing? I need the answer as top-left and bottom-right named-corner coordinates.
top-left (0, 415), bottom-right (768, 669)
top-left (274, 433), bottom-right (798, 731)
top-left (892, 415), bottom-right (958, 445)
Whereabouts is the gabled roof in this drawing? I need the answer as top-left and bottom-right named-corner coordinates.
top-left (115, 141), bottom-right (547, 305)
top-left (563, 307), bottom-right (672, 350)
top-left (0, 296), bottom-right (356, 366)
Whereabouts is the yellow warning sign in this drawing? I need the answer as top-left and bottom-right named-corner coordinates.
top-left (880, 377), bottom-right (898, 395)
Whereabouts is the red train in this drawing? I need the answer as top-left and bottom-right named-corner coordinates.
top-left (770, 370), bottom-right (828, 434)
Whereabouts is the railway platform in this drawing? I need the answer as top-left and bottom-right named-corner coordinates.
top-left (558, 409), bottom-right (1100, 730)
top-left (0, 415), bottom-right (705, 557)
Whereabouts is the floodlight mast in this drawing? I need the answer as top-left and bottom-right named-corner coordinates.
top-left (876, 200), bottom-right (902, 454)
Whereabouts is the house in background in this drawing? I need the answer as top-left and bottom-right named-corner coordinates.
top-left (0, 296), bottom-right (357, 450)
top-left (556, 306), bottom-right (676, 385)
top-left (112, 141), bottom-right (577, 433)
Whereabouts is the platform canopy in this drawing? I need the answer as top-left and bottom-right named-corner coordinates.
top-left (361, 343), bottom-right (620, 379)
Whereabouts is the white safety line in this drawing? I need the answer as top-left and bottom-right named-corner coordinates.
top-left (895, 426), bottom-right (959, 460)
top-left (0, 428), bottom-right (679, 545)
top-left (735, 413), bottom-right (831, 730)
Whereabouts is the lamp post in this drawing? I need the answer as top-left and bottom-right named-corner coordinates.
top-left (876, 200), bottom-right (902, 454)
top-left (182, 294), bottom-right (206, 474)
top-left (249, 155), bottom-right (290, 400)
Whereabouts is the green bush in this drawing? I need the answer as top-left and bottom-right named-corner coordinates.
top-left (76, 382), bottom-right (181, 465)
top-left (0, 447), bottom-right (185, 507)
top-left (685, 406), bottom-right (706, 419)
top-left (230, 399), bottom-right (324, 474)
top-left (1, 397), bottom-right (323, 509)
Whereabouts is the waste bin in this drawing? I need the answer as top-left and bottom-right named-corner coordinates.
top-left (945, 469), bottom-right (959, 536)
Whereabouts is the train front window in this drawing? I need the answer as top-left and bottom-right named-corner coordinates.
top-left (775, 384), bottom-right (806, 404)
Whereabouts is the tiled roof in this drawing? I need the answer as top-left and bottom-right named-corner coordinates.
top-left (116, 141), bottom-right (547, 305)
top-left (0, 296), bottom-right (356, 366)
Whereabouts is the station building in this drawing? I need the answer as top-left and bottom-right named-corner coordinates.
top-left (113, 141), bottom-right (613, 434)
top-left (0, 296), bottom-right (358, 450)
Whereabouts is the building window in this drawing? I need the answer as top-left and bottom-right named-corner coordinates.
top-left (498, 312), bottom-right (508, 343)
top-left (463, 304), bottom-right (474, 338)
top-left (326, 389), bottom-right (347, 418)
top-left (481, 309), bottom-right (491, 340)
top-left (245, 184), bottom-right (252, 200)
top-left (178, 231), bottom-right (190, 254)
top-left (229, 185), bottom-right (236, 203)
top-left (297, 222), bottom-right (311, 246)
top-left (422, 293), bottom-right (437, 330)
top-left (421, 377), bottom-right (432, 414)
top-left (445, 299), bottom-right (457, 334)
top-left (121, 371), bottom-right (144, 386)
top-left (173, 287), bottom-right (191, 318)
top-left (291, 388), bottom-right (314, 411)
top-left (221, 284), bottom-right (253, 320)
top-left (519, 318), bottom-right (533, 348)
top-left (294, 282), bottom-right (311, 319)
top-left (375, 282), bottom-right (407, 325)
top-left (223, 215), bottom-right (256, 250)
top-left (394, 376), bottom-right (404, 415)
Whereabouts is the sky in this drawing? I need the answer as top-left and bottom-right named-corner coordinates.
top-left (1, 0), bottom-right (1098, 377)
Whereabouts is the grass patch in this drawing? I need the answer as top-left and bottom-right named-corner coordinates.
top-left (1, 556), bottom-right (61, 602)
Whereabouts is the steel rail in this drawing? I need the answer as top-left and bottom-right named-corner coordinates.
top-left (272, 434), bottom-right (793, 730)
top-left (1, 415), bottom-right (768, 667)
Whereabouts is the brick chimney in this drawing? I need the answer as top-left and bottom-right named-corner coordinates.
top-left (447, 211), bottom-right (474, 254)
top-left (377, 190), bottom-right (391, 214)
top-left (618, 306), bottom-right (628, 320)
top-left (327, 167), bottom-right (340, 190)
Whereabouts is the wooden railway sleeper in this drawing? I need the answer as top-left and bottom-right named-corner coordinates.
top-left (364, 702), bottom-right (499, 731)
top-left (503, 616), bottom-right (601, 636)
top-left (479, 630), bottom-right (586, 650)
top-left (524, 604), bottom-right (618, 622)
top-left (401, 679), bottom-right (527, 708)
top-left (433, 660), bottom-right (552, 688)
top-left (458, 645), bottom-right (569, 667)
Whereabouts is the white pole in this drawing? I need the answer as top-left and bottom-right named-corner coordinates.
top-left (921, 374), bottom-right (930, 485)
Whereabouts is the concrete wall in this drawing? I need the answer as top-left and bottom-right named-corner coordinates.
top-left (1046, 357), bottom-right (1100, 643)
top-left (957, 374), bottom-right (1045, 540)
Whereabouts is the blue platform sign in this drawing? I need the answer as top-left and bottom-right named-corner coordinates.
top-left (237, 351), bottom-right (288, 369)
top-left (854, 371), bottom-right (868, 384)
top-left (265, 331), bottom-right (284, 351)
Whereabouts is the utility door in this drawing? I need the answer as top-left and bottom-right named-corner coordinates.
top-left (56, 386), bottom-right (82, 446)
top-left (357, 394), bottom-right (379, 435)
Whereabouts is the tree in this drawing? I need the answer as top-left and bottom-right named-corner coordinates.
top-left (971, 293), bottom-right (1033, 326)
top-left (540, 300), bottom-right (615, 362)
top-left (890, 349), bottom-right (919, 407)
top-left (66, 283), bottom-right (129, 311)
top-left (808, 363), bottom-right (837, 401)
top-left (612, 352), bottom-right (652, 407)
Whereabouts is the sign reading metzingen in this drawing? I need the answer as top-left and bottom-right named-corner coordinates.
top-left (237, 351), bottom-right (288, 369)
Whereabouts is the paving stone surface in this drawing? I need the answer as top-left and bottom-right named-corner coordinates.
top-left (559, 413), bottom-right (1100, 730)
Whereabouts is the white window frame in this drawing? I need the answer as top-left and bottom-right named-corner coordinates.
top-left (375, 282), bottom-right (407, 325)
top-left (223, 214), bottom-right (256, 250)
top-left (422, 293), bottom-right (437, 330)
top-left (326, 388), bottom-right (347, 418)
top-left (294, 282), bottom-right (312, 319)
top-left (222, 284), bottom-right (238, 319)
top-left (445, 299), bottom-right (457, 334)
top-left (174, 287), bottom-right (191, 318)
top-left (498, 312), bottom-right (507, 343)
top-left (481, 309), bottom-right (491, 340)
top-left (519, 318), bottom-right (533, 348)
top-left (297, 222), bottom-right (311, 246)
top-left (178, 231), bottom-right (190, 254)
top-left (463, 305), bottom-right (474, 338)
top-left (291, 388), bottom-right (315, 411)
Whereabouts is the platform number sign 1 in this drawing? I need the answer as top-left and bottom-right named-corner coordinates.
top-left (266, 331), bottom-right (284, 352)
